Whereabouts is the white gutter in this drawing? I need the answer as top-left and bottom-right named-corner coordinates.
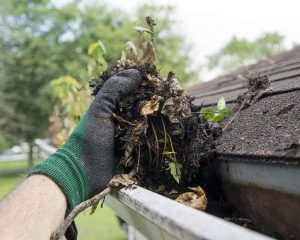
top-left (35, 139), bottom-right (274, 240)
top-left (106, 185), bottom-right (273, 240)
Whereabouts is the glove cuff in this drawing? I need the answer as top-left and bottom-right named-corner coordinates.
top-left (29, 146), bottom-right (89, 209)
top-left (29, 113), bottom-right (89, 209)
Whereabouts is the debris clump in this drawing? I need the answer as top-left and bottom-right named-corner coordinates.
top-left (88, 16), bottom-right (222, 210)
top-left (238, 74), bottom-right (272, 108)
top-left (90, 61), bottom-right (221, 196)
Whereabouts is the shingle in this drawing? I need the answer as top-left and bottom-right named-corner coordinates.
top-left (188, 48), bottom-right (300, 159)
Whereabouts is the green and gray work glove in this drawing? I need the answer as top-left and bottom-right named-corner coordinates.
top-left (30, 69), bottom-right (141, 209)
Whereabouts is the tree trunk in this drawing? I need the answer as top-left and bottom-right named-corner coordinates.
top-left (28, 140), bottom-right (34, 170)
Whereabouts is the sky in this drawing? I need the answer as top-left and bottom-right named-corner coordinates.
top-left (104, 0), bottom-right (300, 81)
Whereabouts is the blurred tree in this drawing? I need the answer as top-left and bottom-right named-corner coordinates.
top-left (208, 32), bottom-right (285, 72)
top-left (0, 0), bottom-right (195, 167)
top-left (0, 137), bottom-right (11, 152)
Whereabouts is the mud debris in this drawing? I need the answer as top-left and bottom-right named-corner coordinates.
top-left (90, 62), bottom-right (221, 196)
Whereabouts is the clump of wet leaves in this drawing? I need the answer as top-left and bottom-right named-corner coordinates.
top-left (89, 17), bottom-right (221, 195)
top-left (90, 62), bottom-right (221, 188)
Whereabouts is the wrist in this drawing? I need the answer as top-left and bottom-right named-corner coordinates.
top-left (30, 114), bottom-right (90, 209)
top-left (30, 146), bottom-right (89, 209)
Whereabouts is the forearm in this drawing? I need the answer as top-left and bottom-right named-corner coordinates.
top-left (0, 175), bottom-right (67, 240)
top-left (0, 69), bottom-right (141, 239)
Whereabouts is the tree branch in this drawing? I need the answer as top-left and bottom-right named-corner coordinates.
top-left (50, 187), bottom-right (111, 240)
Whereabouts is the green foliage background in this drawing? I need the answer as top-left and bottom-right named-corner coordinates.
top-left (0, 0), bottom-right (196, 147)
top-left (0, 0), bottom-right (288, 150)
top-left (208, 32), bottom-right (285, 72)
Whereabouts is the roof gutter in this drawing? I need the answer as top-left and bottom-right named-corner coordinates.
top-left (35, 139), bottom-right (274, 240)
top-left (211, 155), bottom-right (300, 238)
top-left (106, 185), bottom-right (272, 240)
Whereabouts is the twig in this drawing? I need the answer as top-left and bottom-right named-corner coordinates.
top-left (160, 116), bottom-right (169, 169)
top-left (150, 119), bottom-right (159, 151)
top-left (100, 197), bottom-right (105, 208)
top-left (137, 145), bottom-right (141, 172)
top-left (223, 101), bottom-right (244, 131)
top-left (150, 119), bottom-right (160, 168)
top-left (145, 136), bottom-right (153, 167)
top-left (50, 188), bottom-right (111, 240)
top-left (166, 133), bottom-right (177, 163)
top-left (111, 113), bottom-right (137, 126)
top-left (160, 116), bottom-right (167, 152)
top-left (51, 170), bottom-right (137, 240)
top-left (125, 156), bottom-right (132, 166)
top-left (193, 111), bottom-right (231, 114)
top-left (167, 71), bottom-right (175, 82)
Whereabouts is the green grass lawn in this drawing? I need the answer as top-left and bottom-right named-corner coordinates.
top-left (0, 160), bottom-right (127, 240)
top-left (0, 160), bottom-right (29, 170)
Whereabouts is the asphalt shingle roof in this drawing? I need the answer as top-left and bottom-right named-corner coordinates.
top-left (188, 47), bottom-right (300, 160)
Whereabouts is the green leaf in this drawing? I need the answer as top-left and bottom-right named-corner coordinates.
top-left (88, 42), bottom-right (99, 55)
top-left (88, 40), bottom-right (107, 56)
top-left (87, 60), bottom-right (96, 76)
top-left (213, 114), bottom-right (224, 122)
top-left (221, 108), bottom-right (231, 117)
top-left (98, 40), bottom-right (107, 55)
top-left (217, 97), bottom-right (226, 110)
top-left (134, 26), bottom-right (153, 34)
top-left (213, 108), bottom-right (231, 122)
top-left (168, 162), bottom-right (182, 183)
top-left (87, 41), bottom-right (108, 77)
top-left (162, 151), bottom-right (177, 155)
top-left (200, 107), bottom-right (214, 120)
top-left (87, 58), bottom-right (107, 77)
top-left (158, 138), bottom-right (169, 144)
top-left (50, 75), bottom-right (80, 88)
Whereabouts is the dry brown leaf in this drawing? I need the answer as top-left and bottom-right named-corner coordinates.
top-left (161, 97), bottom-right (178, 123)
top-left (126, 41), bottom-right (138, 59)
top-left (169, 189), bottom-right (179, 194)
top-left (160, 78), bottom-right (191, 123)
top-left (147, 74), bottom-right (161, 85)
top-left (142, 41), bottom-right (157, 64)
top-left (140, 101), bottom-right (159, 116)
top-left (120, 119), bottom-right (148, 166)
top-left (145, 74), bottom-right (163, 91)
top-left (169, 78), bottom-right (184, 95)
top-left (90, 200), bottom-right (101, 215)
top-left (140, 95), bottom-right (163, 116)
top-left (161, 96), bottom-right (192, 123)
top-left (175, 186), bottom-right (207, 211)
top-left (108, 174), bottom-right (138, 189)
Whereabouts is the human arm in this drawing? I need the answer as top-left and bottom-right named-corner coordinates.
top-left (0, 69), bottom-right (141, 240)
top-left (0, 175), bottom-right (67, 240)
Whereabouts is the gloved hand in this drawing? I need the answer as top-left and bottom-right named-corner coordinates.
top-left (30, 69), bottom-right (141, 209)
